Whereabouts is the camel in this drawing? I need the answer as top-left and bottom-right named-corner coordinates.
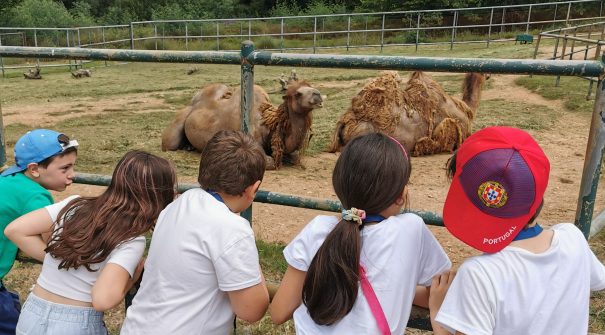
top-left (161, 80), bottom-right (323, 169)
top-left (328, 71), bottom-right (487, 156)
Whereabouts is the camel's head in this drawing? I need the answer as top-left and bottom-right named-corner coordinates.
top-left (284, 81), bottom-right (323, 113)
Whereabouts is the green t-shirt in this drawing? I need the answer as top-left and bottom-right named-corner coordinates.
top-left (0, 173), bottom-right (53, 280)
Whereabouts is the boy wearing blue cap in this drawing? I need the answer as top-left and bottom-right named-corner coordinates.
top-left (0, 129), bottom-right (78, 335)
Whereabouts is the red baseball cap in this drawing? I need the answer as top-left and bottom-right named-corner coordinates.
top-left (443, 126), bottom-right (550, 253)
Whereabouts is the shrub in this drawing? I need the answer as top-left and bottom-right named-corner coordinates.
top-left (5, 0), bottom-right (75, 27)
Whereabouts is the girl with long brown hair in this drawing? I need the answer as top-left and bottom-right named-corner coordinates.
top-left (270, 133), bottom-right (451, 334)
top-left (5, 150), bottom-right (176, 335)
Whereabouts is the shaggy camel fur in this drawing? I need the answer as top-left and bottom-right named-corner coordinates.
top-left (329, 71), bottom-right (487, 156)
top-left (161, 81), bottom-right (323, 169)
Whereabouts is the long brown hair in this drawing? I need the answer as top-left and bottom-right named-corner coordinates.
top-left (302, 133), bottom-right (411, 325)
top-left (46, 150), bottom-right (176, 271)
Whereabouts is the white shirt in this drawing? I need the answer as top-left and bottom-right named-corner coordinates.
top-left (284, 213), bottom-right (451, 335)
top-left (121, 188), bottom-right (263, 335)
top-left (37, 196), bottom-right (145, 302)
top-left (436, 223), bottom-right (605, 335)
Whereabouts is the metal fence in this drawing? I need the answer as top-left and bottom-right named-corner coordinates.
top-left (1, 42), bottom-right (604, 329)
top-left (1, 0), bottom-right (605, 76)
top-left (534, 21), bottom-right (605, 99)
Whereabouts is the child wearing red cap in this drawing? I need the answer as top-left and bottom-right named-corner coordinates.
top-left (429, 126), bottom-right (605, 335)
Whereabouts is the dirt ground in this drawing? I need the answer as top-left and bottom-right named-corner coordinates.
top-left (4, 72), bottom-right (604, 270)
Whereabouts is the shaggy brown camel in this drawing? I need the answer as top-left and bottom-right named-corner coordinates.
top-left (328, 71), bottom-right (487, 156)
top-left (161, 81), bottom-right (323, 169)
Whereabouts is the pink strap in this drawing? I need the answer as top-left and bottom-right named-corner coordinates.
top-left (359, 265), bottom-right (391, 335)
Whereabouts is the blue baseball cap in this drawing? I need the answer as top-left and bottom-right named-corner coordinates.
top-left (1, 129), bottom-right (79, 177)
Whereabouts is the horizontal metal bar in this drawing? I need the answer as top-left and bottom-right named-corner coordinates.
top-left (250, 51), bottom-right (605, 76)
top-left (2, 46), bottom-right (602, 76)
top-left (0, 46), bottom-right (241, 64)
top-left (74, 173), bottom-right (444, 226)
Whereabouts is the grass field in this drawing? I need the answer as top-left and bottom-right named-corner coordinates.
top-left (1, 39), bottom-right (604, 334)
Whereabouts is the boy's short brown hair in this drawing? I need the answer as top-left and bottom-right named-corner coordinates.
top-left (198, 130), bottom-right (266, 195)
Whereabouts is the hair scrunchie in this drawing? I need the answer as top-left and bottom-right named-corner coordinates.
top-left (342, 207), bottom-right (366, 225)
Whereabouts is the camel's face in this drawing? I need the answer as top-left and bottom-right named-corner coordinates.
top-left (295, 86), bottom-right (323, 111)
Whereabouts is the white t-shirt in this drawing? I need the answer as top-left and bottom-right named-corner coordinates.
top-left (37, 195), bottom-right (145, 302)
top-left (284, 213), bottom-right (451, 335)
top-left (436, 223), bottom-right (605, 335)
top-left (120, 188), bottom-right (263, 335)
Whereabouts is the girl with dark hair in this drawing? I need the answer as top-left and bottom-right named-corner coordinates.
top-left (270, 132), bottom-right (451, 334)
top-left (5, 150), bottom-right (176, 335)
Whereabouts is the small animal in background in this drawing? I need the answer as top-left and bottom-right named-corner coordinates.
top-left (71, 69), bottom-right (92, 78)
top-left (23, 65), bottom-right (41, 79)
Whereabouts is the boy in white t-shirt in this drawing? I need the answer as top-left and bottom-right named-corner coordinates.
top-left (121, 130), bottom-right (269, 335)
top-left (428, 126), bottom-right (605, 335)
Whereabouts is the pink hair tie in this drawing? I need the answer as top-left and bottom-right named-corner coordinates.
top-left (387, 135), bottom-right (409, 161)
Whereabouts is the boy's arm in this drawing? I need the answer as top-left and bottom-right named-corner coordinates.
top-left (269, 265), bottom-right (305, 324)
top-left (227, 272), bottom-right (269, 323)
top-left (4, 208), bottom-right (54, 262)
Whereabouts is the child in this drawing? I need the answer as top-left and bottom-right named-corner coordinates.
top-left (429, 126), bottom-right (605, 334)
top-left (4, 150), bottom-right (176, 334)
top-left (270, 132), bottom-right (451, 334)
top-left (121, 130), bottom-right (269, 335)
top-left (0, 129), bottom-right (78, 334)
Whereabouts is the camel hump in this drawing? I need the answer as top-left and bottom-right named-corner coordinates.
top-left (348, 72), bottom-right (403, 133)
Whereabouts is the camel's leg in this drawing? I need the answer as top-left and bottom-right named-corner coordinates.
top-left (161, 107), bottom-right (192, 151)
top-left (412, 137), bottom-right (441, 156)
top-left (432, 118), bottom-right (464, 153)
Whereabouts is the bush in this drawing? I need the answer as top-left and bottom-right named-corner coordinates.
top-left (5, 0), bottom-right (75, 27)
top-left (255, 36), bottom-right (277, 50)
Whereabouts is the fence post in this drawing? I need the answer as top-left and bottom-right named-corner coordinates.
top-left (313, 17), bottom-right (317, 54)
top-left (248, 20), bottom-right (251, 41)
top-left (556, 35), bottom-right (568, 86)
top-left (154, 24), bottom-right (158, 50)
top-left (130, 22), bottom-right (134, 50)
top-left (185, 23), bottom-right (189, 51)
top-left (500, 7), bottom-right (506, 36)
top-left (66, 30), bottom-right (72, 71)
top-left (347, 15), bottom-right (351, 51)
top-left (553, 3), bottom-right (558, 29)
top-left (280, 18), bottom-right (284, 52)
top-left (0, 36), bottom-right (3, 78)
top-left (575, 75), bottom-right (605, 238)
top-left (380, 14), bottom-right (385, 52)
top-left (487, 8), bottom-right (494, 48)
top-left (32, 29), bottom-right (40, 68)
top-left (240, 40), bottom-right (255, 223)
top-left (450, 10), bottom-right (458, 50)
top-left (570, 27), bottom-right (577, 60)
top-left (526, 5), bottom-right (532, 34)
top-left (566, 2), bottom-right (572, 26)
top-left (416, 13), bottom-right (421, 51)
top-left (216, 21), bottom-right (220, 51)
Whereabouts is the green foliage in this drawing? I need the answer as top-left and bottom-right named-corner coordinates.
top-left (151, 3), bottom-right (192, 20)
top-left (4, 0), bottom-right (75, 27)
top-left (270, 0), bottom-right (301, 17)
top-left (302, 0), bottom-right (346, 16)
top-left (255, 36), bottom-right (278, 49)
top-left (69, 1), bottom-right (96, 26)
